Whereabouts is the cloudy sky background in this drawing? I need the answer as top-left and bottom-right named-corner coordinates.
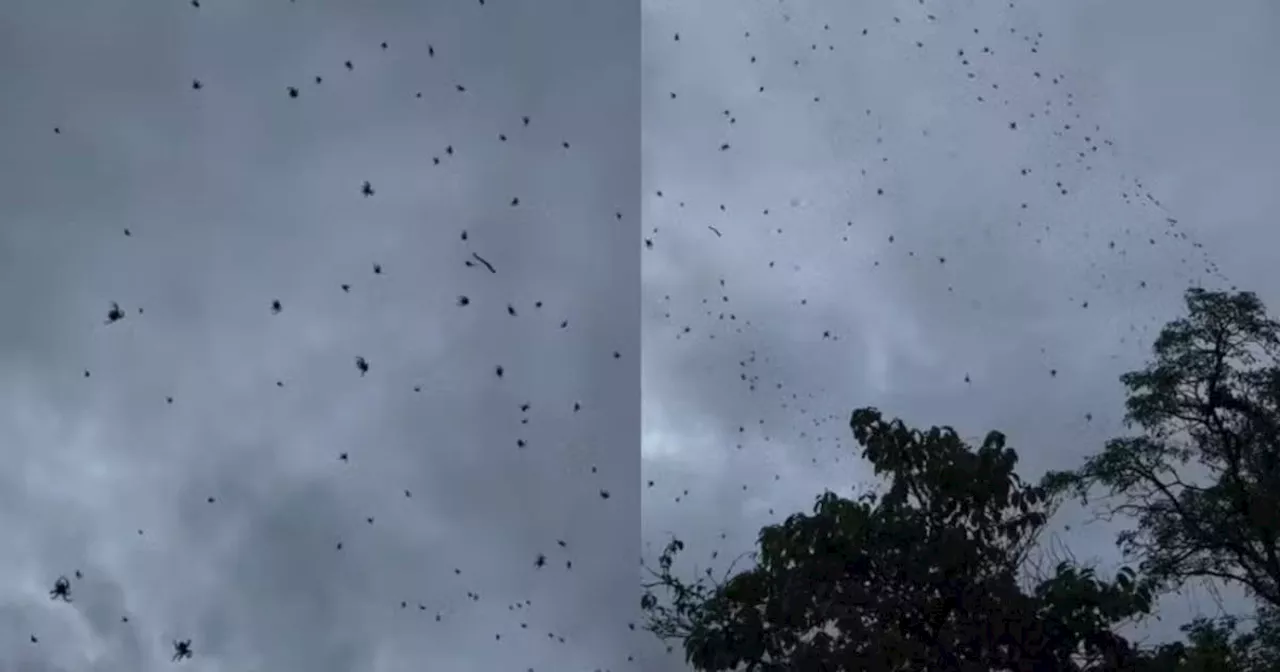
top-left (641, 0), bottom-right (1278, 666)
top-left (1, 0), bottom-right (639, 670)
top-left (2, 0), bottom-right (1278, 670)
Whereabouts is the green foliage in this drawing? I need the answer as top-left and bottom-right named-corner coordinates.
top-left (642, 408), bottom-right (1155, 671)
top-left (1042, 288), bottom-right (1280, 610)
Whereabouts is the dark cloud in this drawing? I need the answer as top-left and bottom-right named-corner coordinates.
top-left (640, 0), bottom-right (1276, 667)
top-left (1, 0), bottom-right (638, 669)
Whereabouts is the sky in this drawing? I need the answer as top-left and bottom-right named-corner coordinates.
top-left (0, 0), bottom-right (640, 670)
top-left (640, 0), bottom-right (1279, 667)
top-left (2, 0), bottom-right (1278, 671)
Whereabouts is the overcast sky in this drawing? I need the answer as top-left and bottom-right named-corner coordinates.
top-left (3, 0), bottom-right (1277, 670)
top-left (641, 0), bottom-right (1278, 667)
top-left (1, 0), bottom-right (639, 670)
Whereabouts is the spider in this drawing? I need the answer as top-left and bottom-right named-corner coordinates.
top-left (172, 639), bottom-right (193, 662)
top-left (49, 576), bottom-right (72, 602)
top-left (106, 302), bottom-right (125, 324)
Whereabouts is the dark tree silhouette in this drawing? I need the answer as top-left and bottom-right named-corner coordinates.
top-left (643, 408), bottom-right (1156, 671)
top-left (1045, 288), bottom-right (1280, 611)
top-left (1128, 605), bottom-right (1280, 672)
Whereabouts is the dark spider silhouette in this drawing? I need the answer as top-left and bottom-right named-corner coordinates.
top-left (106, 302), bottom-right (125, 324)
top-left (49, 576), bottom-right (71, 602)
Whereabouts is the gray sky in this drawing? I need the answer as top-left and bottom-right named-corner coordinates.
top-left (640, 0), bottom-right (1279, 667)
top-left (0, 0), bottom-right (639, 670)
top-left (5, 0), bottom-right (1278, 670)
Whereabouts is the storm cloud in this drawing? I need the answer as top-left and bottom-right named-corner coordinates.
top-left (1, 0), bottom-right (639, 670)
top-left (640, 0), bottom-right (1278, 667)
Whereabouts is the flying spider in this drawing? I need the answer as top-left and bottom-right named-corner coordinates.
top-left (106, 302), bottom-right (125, 324)
top-left (49, 576), bottom-right (72, 602)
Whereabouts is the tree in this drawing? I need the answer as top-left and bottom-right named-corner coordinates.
top-left (1126, 605), bottom-right (1280, 672)
top-left (642, 408), bottom-right (1156, 671)
top-left (1043, 288), bottom-right (1280, 611)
